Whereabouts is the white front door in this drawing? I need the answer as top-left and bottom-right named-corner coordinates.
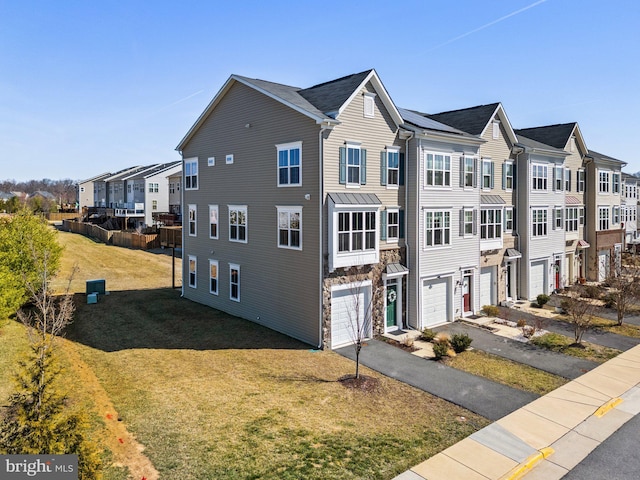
top-left (598, 250), bottom-right (610, 282)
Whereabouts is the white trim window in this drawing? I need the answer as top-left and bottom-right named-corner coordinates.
top-left (386, 208), bottom-right (400, 241)
top-left (226, 154), bottom-right (234, 165)
top-left (277, 206), bottom-right (302, 250)
top-left (532, 208), bottom-right (547, 237)
top-left (209, 205), bottom-right (219, 239)
top-left (229, 205), bottom-right (247, 243)
top-left (384, 148), bottom-right (400, 187)
top-left (565, 168), bottom-right (571, 191)
top-left (481, 159), bottom-right (493, 190)
top-left (347, 143), bottom-right (362, 185)
top-left (209, 259), bottom-right (218, 295)
top-left (580, 207), bottom-right (585, 225)
top-left (565, 207), bottom-right (578, 232)
top-left (185, 158), bottom-right (198, 190)
top-left (504, 207), bottom-right (514, 233)
top-left (577, 169), bottom-right (585, 192)
top-left (554, 207), bottom-right (563, 230)
top-left (277, 141), bottom-right (302, 186)
top-left (425, 152), bottom-right (451, 187)
top-left (612, 173), bottom-right (621, 194)
top-left (229, 264), bottom-right (240, 301)
top-left (424, 210), bottom-right (451, 247)
top-left (188, 255), bottom-right (197, 288)
top-left (504, 162), bottom-right (515, 191)
top-left (612, 205), bottom-right (620, 225)
top-left (463, 156), bottom-right (475, 188)
top-left (480, 208), bottom-right (502, 240)
top-left (599, 206), bottom-right (610, 230)
top-left (554, 166), bottom-right (564, 191)
top-left (599, 171), bottom-right (610, 193)
top-left (532, 164), bottom-right (548, 190)
top-left (338, 211), bottom-right (376, 252)
top-left (152, 200), bottom-right (157, 211)
top-left (463, 208), bottom-right (474, 236)
top-left (188, 204), bottom-right (197, 237)
top-left (148, 183), bottom-right (159, 193)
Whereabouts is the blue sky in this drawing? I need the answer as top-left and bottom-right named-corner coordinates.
top-left (1, 0), bottom-right (639, 182)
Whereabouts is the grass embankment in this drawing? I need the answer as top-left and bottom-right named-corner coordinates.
top-left (1, 230), bottom-right (489, 479)
top-left (443, 350), bottom-right (568, 395)
top-left (555, 313), bottom-right (640, 339)
top-left (530, 333), bottom-right (621, 363)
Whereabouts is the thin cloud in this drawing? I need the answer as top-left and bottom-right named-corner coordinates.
top-left (156, 90), bottom-right (205, 113)
top-left (427, 0), bottom-right (549, 52)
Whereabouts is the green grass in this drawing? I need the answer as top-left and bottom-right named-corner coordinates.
top-left (0, 230), bottom-right (491, 479)
top-left (530, 332), bottom-right (621, 363)
top-left (443, 350), bottom-right (568, 395)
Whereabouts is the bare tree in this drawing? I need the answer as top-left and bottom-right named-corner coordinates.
top-left (560, 286), bottom-right (601, 344)
top-left (604, 260), bottom-right (640, 326)
top-left (344, 277), bottom-right (375, 380)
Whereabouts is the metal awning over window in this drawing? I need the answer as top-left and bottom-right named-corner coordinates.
top-left (577, 239), bottom-right (591, 249)
top-left (384, 263), bottom-right (409, 279)
top-left (504, 248), bottom-right (522, 259)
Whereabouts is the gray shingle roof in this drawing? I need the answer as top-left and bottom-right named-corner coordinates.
top-left (298, 70), bottom-right (373, 116)
top-left (514, 123), bottom-right (577, 149)
top-left (427, 103), bottom-right (501, 136)
top-left (327, 192), bottom-right (381, 206)
top-left (588, 150), bottom-right (625, 165)
top-left (234, 75), bottom-right (330, 120)
top-left (516, 134), bottom-right (566, 153)
top-left (398, 108), bottom-right (468, 135)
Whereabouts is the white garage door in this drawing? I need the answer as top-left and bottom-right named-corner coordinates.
top-left (331, 285), bottom-right (371, 349)
top-left (530, 261), bottom-right (546, 299)
top-left (422, 277), bottom-right (449, 327)
top-left (479, 267), bottom-right (495, 307)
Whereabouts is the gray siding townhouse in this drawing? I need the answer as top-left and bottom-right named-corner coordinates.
top-left (584, 150), bottom-right (626, 280)
top-left (399, 108), bottom-right (484, 327)
top-left (77, 172), bottom-right (110, 210)
top-left (515, 124), bottom-right (590, 284)
top-left (621, 173), bottom-right (638, 247)
top-left (513, 134), bottom-right (568, 299)
top-left (428, 103), bottom-right (521, 306)
top-left (176, 70), bottom-right (407, 348)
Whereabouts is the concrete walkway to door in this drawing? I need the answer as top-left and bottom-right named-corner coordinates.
top-left (336, 339), bottom-right (538, 421)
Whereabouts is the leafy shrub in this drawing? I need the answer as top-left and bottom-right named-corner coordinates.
top-left (432, 341), bottom-right (450, 360)
top-left (481, 305), bottom-right (500, 317)
top-left (450, 333), bottom-right (473, 353)
top-left (536, 294), bottom-right (550, 307)
top-left (421, 328), bottom-right (436, 342)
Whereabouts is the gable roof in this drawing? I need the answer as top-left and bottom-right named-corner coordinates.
top-left (176, 70), bottom-right (403, 151)
top-left (516, 133), bottom-right (568, 156)
top-left (77, 172), bottom-right (111, 185)
top-left (398, 108), bottom-right (469, 135)
top-left (427, 103), bottom-right (518, 145)
top-left (514, 123), bottom-right (586, 153)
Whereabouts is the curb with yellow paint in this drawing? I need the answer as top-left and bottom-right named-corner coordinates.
top-left (500, 447), bottom-right (554, 480)
top-left (594, 397), bottom-right (623, 417)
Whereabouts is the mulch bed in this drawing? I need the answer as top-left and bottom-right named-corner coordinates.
top-left (338, 374), bottom-right (381, 393)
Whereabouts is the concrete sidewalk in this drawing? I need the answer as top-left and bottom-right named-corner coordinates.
top-left (394, 344), bottom-right (640, 480)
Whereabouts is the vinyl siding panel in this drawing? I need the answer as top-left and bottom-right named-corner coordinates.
top-left (180, 81), bottom-right (322, 346)
top-left (322, 82), bottom-right (404, 253)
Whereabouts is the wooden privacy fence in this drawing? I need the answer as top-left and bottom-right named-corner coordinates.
top-left (62, 220), bottom-right (160, 250)
top-left (46, 212), bottom-right (81, 221)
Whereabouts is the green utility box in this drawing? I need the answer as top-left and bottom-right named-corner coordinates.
top-left (86, 279), bottom-right (106, 295)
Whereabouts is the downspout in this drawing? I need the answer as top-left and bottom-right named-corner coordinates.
top-left (404, 131), bottom-right (414, 329)
top-left (512, 146), bottom-right (523, 300)
top-left (318, 123), bottom-right (332, 349)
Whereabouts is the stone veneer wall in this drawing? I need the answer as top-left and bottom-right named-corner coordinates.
top-left (322, 248), bottom-right (404, 349)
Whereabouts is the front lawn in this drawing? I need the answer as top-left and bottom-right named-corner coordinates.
top-left (530, 332), bottom-right (620, 363)
top-left (0, 230), bottom-right (490, 480)
top-left (443, 350), bottom-right (567, 395)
